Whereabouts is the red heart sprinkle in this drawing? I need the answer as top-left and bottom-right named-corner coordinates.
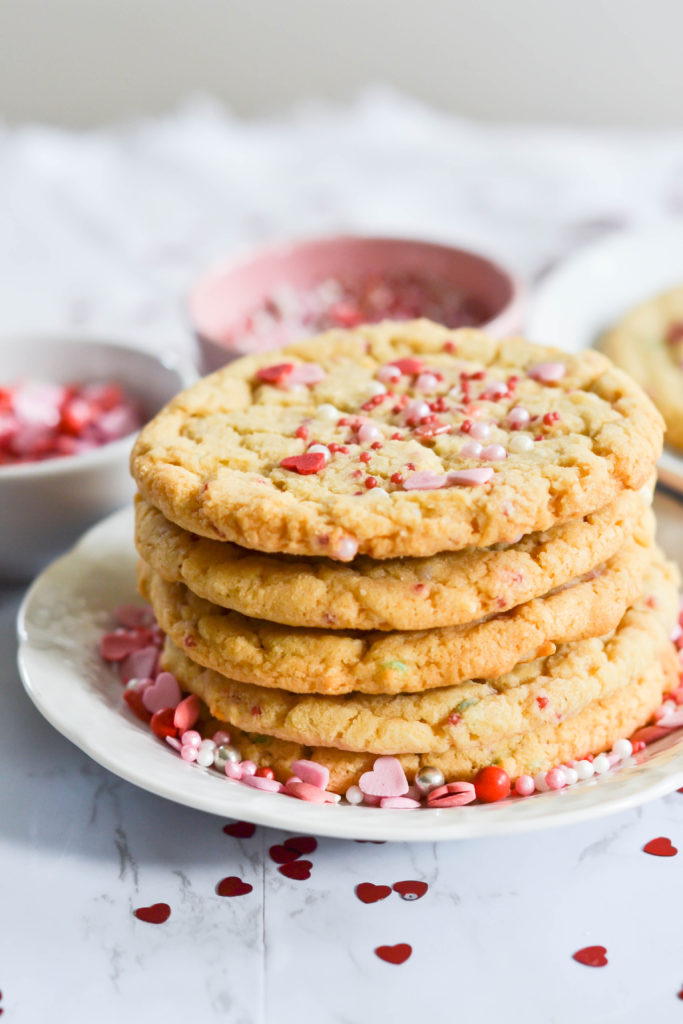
top-left (280, 453), bottom-right (325, 475)
top-left (392, 880), bottom-right (428, 901)
top-left (216, 876), bottom-right (253, 897)
top-left (356, 883), bottom-right (392, 904)
top-left (134, 903), bottom-right (171, 924)
top-left (149, 707), bottom-right (178, 741)
top-left (123, 688), bottom-right (152, 723)
top-left (572, 946), bottom-right (608, 967)
top-left (256, 363), bottom-right (295, 384)
top-left (375, 943), bottom-right (413, 965)
top-left (269, 844), bottom-right (300, 864)
top-left (223, 821), bottom-right (256, 839)
top-left (278, 860), bottom-right (312, 880)
top-left (643, 836), bottom-right (678, 857)
top-left (284, 835), bottom-right (317, 856)
top-left (390, 357), bottom-right (424, 375)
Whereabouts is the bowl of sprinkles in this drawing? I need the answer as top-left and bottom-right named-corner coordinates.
top-left (189, 234), bottom-right (524, 372)
top-left (0, 334), bottom-right (193, 580)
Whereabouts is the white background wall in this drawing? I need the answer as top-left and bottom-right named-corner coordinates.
top-left (1, 0), bottom-right (683, 127)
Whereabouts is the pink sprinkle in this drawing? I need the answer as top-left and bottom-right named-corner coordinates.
top-left (506, 406), bottom-right (530, 430)
top-left (447, 468), bottom-right (494, 486)
top-left (285, 363), bottom-right (326, 387)
top-left (225, 762), bottom-right (243, 780)
top-left (180, 730), bottom-right (202, 748)
top-left (141, 671), bottom-right (182, 714)
top-left (402, 471), bottom-right (449, 491)
top-left (545, 768), bottom-right (566, 790)
top-left (285, 780), bottom-right (328, 803)
top-left (181, 745), bottom-right (198, 763)
top-left (358, 422), bottom-right (382, 444)
top-left (240, 760), bottom-right (257, 776)
top-left (655, 709), bottom-right (683, 729)
top-left (515, 775), bottom-right (535, 797)
top-left (460, 440), bottom-right (483, 459)
top-left (469, 421), bottom-right (491, 442)
top-left (173, 694), bottom-right (201, 732)
top-left (377, 364), bottom-right (401, 384)
top-left (426, 782), bottom-right (476, 807)
top-left (359, 756), bottom-right (409, 798)
top-left (241, 775), bottom-right (284, 793)
top-left (528, 361), bottom-right (566, 383)
top-left (403, 399), bottom-right (430, 424)
top-left (291, 759), bottom-right (330, 790)
top-left (165, 736), bottom-right (182, 752)
top-left (114, 604), bottom-right (155, 629)
top-left (379, 796), bottom-right (421, 809)
top-left (480, 444), bottom-right (507, 461)
top-left (99, 630), bottom-right (147, 662)
top-left (213, 730), bottom-right (231, 745)
top-left (331, 536), bottom-right (359, 561)
top-left (415, 372), bottom-right (438, 393)
top-left (120, 645), bottom-right (159, 684)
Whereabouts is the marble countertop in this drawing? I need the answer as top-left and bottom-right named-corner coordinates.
top-left (3, 92), bottom-right (683, 1023)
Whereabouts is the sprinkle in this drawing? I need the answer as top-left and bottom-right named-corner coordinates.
top-left (480, 443), bottom-right (507, 461)
top-left (542, 411), bottom-right (560, 426)
top-left (447, 468), bottom-right (494, 486)
top-left (508, 433), bottom-right (534, 453)
top-left (241, 774), bottom-right (284, 792)
top-left (291, 759), bottom-right (331, 790)
top-left (332, 536), bottom-right (359, 561)
top-left (390, 357), bottom-right (424, 375)
top-left (402, 471), bottom-right (449, 491)
top-left (345, 785), bottom-right (364, 805)
top-left (379, 796), bottom-right (421, 809)
top-left (377, 364), bottom-right (402, 384)
top-left (390, 472), bottom-right (404, 485)
top-left (359, 756), bottom-right (409, 798)
top-left (295, 424), bottom-right (309, 440)
top-left (514, 775), bottom-right (535, 797)
top-left (307, 443), bottom-right (330, 464)
top-left (285, 363), bottom-right (326, 387)
top-left (317, 403), bottom-right (340, 421)
top-left (256, 363), bottom-right (295, 384)
top-left (427, 781), bottom-right (476, 807)
top-left (460, 440), bottom-right (483, 459)
top-left (545, 768), bottom-right (566, 790)
top-left (365, 476), bottom-right (378, 489)
top-left (280, 452), bottom-right (326, 474)
top-left (528, 361), bottom-right (566, 383)
top-left (359, 451), bottom-right (372, 463)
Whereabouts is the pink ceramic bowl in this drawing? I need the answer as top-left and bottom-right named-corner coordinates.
top-left (189, 235), bottom-right (524, 372)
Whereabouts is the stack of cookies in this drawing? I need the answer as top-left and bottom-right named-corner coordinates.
top-left (130, 320), bottom-right (680, 795)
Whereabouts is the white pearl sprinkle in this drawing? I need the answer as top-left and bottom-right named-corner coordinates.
top-left (307, 443), bottom-right (330, 463)
top-left (611, 738), bottom-right (633, 759)
top-left (196, 741), bottom-right (216, 767)
top-left (345, 785), bottom-right (364, 805)
top-left (534, 771), bottom-right (550, 792)
top-left (508, 433), bottom-right (534, 454)
top-left (366, 487), bottom-right (389, 499)
top-left (593, 753), bottom-right (611, 775)
top-left (364, 380), bottom-right (387, 397)
top-left (562, 767), bottom-right (579, 786)
top-left (316, 403), bottom-right (340, 421)
top-left (469, 421), bottom-right (491, 442)
top-left (575, 759), bottom-right (595, 780)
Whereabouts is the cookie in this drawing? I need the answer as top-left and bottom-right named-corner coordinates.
top-left (131, 320), bottom-right (663, 560)
top-left (135, 485), bottom-right (650, 631)
top-left (160, 552), bottom-right (678, 755)
top-left (601, 284), bottom-right (683, 451)
top-left (188, 643), bottom-right (680, 793)
top-left (138, 520), bottom-right (659, 696)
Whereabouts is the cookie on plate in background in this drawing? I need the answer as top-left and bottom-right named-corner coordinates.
top-left (601, 284), bottom-right (683, 451)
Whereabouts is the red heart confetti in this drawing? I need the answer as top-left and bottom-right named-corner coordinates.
top-left (256, 363), bottom-right (295, 384)
top-left (134, 903), bottom-right (171, 924)
top-left (123, 687), bottom-right (152, 723)
top-left (278, 860), bottom-right (312, 880)
top-left (223, 821), bottom-right (256, 839)
top-left (375, 943), bottom-right (413, 965)
top-left (356, 883), bottom-right (392, 904)
top-left (572, 946), bottom-right (608, 967)
top-left (284, 835), bottom-right (317, 856)
top-left (280, 452), bottom-right (326, 475)
top-left (393, 880), bottom-right (428, 901)
top-left (216, 876), bottom-right (253, 897)
top-left (269, 844), bottom-right (301, 864)
top-left (643, 836), bottom-right (678, 857)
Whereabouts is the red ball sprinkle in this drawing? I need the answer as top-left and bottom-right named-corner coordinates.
top-left (390, 431), bottom-right (404, 440)
top-left (295, 425), bottom-right (309, 440)
top-left (390, 472), bottom-right (404, 485)
top-left (359, 451), bottom-right (371, 463)
top-left (474, 766), bottom-right (511, 803)
top-left (370, 441), bottom-right (383, 450)
top-left (543, 411), bottom-right (560, 426)
top-left (365, 476), bottom-right (378, 489)
top-left (255, 767), bottom-right (275, 780)
top-left (460, 419), bottom-right (472, 433)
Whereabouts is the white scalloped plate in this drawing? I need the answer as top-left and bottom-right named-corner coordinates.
top-left (526, 223), bottom-right (683, 495)
top-left (16, 506), bottom-right (683, 841)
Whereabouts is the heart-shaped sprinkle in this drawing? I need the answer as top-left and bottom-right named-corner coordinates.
top-left (390, 357), bottom-right (424, 375)
top-left (356, 883), bottom-right (392, 904)
top-left (150, 707), bottom-right (178, 741)
top-left (291, 759), bottom-right (330, 790)
top-left (379, 796), bottom-right (421, 809)
top-left (393, 880), bottom-right (428, 901)
top-left (284, 835), bottom-right (317, 856)
top-left (375, 943), bottom-right (413, 965)
top-left (115, 604), bottom-right (155, 629)
top-left (359, 757), bottom-right (409, 798)
top-left (528, 361), bottom-right (566, 383)
top-left (285, 779), bottom-right (328, 803)
top-left (216, 876), bottom-right (253, 897)
top-left (269, 844), bottom-right (300, 864)
top-left (447, 468), bottom-right (494, 486)
top-left (280, 453), bottom-right (326, 475)
top-left (402, 471), bottom-right (448, 491)
top-left (278, 860), bottom-right (312, 881)
top-left (142, 672), bottom-right (181, 714)
top-left (643, 837), bottom-right (678, 857)
top-left (134, 903), bottom-right (171, 924)
top-left (285, 364), bottom-right (326, 387)
top-left (256, 363), bottom-right (295, 384)
top-left (120, 646), bottom-right (159, 684)
top-left (572, 945), bottom-right (608, 967)
top-left (173, 694), bottom-right (201, 732)
top-left (223, 821), bottom-right (256, 839)
top-left (123, 687), bottom-right (152, 723)
top-left (100, 630), bottom-right (147, 662)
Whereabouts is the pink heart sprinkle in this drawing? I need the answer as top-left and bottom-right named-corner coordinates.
top-left (173, 694), bottom-right (201, 732)
top-left (285, 363), bottom-right (326, 387)
top-left (120, 645), bottom-right (159, 684)
top-left (241, 775), bottom-right (284, 793)
top-left (114, 604), bottom-right (155, 629)
top-left (291, 759), bottom-right (330, 790)
top-left (142, 672), bottom-right (181, 714)
top-left (379, 796), bottom-right (421, 809)
top-left (285, 780), bottom-right (328, 803)
top-left (447, 468), bottom-right (494, 486)
top-left (99, 630), bottom-right (148, 661)
top-left (528, 361), bottom-right (566, 383)
top-left (359, 757), bottom-right (409, 798)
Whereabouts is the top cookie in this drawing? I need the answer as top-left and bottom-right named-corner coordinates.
top-left (600, 284), bottom-right (683, 451)
top-left (131, 320), bottom-right (663, 560)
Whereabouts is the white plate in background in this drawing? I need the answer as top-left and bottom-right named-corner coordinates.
top-left (16, 507), bottom-right (683, 842)
top-left (526, 223), bottom-right (683, 494)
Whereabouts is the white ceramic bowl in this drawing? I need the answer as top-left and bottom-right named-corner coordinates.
top-left (0, 335), bottom-right (194, 582)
